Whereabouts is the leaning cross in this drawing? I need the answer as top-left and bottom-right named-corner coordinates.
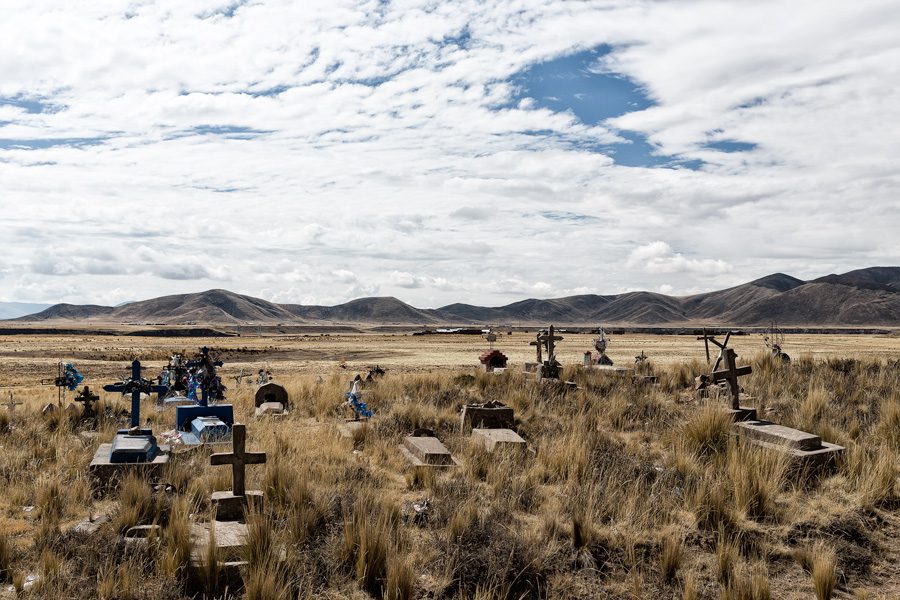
top-left (697, 330), bottom-right (732, 371)
top-left (103, 360), bottom-right (169, 428)
top-left (534, 325), bottom-right (564, 363)
top-left (712, 348), bottom-right (752, 409)
top-left (210, 423), bottom-right (266, 497)
top-left (4, 392), bottom-right (22, 412)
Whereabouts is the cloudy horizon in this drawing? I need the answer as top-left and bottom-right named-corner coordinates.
top-left (2, 0), bottom-right (898, 307)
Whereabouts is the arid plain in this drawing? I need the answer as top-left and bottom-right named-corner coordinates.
top-left (0, 329), bottom-right (898, 599)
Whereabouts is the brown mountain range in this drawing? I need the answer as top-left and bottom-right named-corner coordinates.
top-left (12, 267), bottom-right (900, 327)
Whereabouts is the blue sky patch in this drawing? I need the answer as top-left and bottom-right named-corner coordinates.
top-left (509, 46), bottom-right (706, 169)
top-left (705, 139), bottom-right (757, 153)
top-left (0, 95), bottom-right (61, 114)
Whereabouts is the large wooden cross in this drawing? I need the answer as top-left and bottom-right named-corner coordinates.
top-left (103, 360), bottom-right (168, 428)
top-left (210, 423), bottom-right (266, 497)
top-left (712, 348), bottom-right (752, 409)
top-left (531, 325), bottom-right (563, 363)
top-left (4, 392), bottom-right (21, 413)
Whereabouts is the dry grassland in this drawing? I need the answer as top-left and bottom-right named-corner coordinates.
top-left (0, 331), bottom-right (897, 599)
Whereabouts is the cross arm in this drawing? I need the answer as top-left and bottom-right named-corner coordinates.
top-left (210, 453), bottom-right (234, 466)
top-left (712, 365), bottom-right (752, 381)
top-left (103, 383), bottom-right (127, 393)
top-left (244, 453), bottom-right (267, 465)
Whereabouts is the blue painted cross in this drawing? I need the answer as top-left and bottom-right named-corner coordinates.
top-left (103, 360), bottom-right (169, 428)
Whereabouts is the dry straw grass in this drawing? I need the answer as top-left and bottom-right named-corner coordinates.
top-left (0, 346), bottom-right (897, 598)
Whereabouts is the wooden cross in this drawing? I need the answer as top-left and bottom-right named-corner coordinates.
top-left (210, 423), bottom-right (266, 497)
top-left (712, 348), bottom-right (752, 409)
top-left (103, 360), bottom-right (168, 428)
top-left (697, 330), bottom-right (732, 371)
top-left (74, 386), bottom-right (100, 418)
top-left (531, 325), bottom-right (564, 363)
top-left (4, 392), bottom-right (21, 413)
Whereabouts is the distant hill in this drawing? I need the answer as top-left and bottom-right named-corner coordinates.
top-left (10, 267), bottom-right (900, 327)
top-left (0, 302), bottom-right (53, 320)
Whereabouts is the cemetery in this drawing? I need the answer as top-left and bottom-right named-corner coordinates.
top-left (0, 330), bottom-right (896, 599)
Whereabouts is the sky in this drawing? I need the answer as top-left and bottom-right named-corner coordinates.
top-left (1, 0), bottom-right (898, 309)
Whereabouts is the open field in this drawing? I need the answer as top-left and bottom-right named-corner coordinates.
top-left (0, 331), bottom-right (897, 599)
top-left (0, 331), bottom-right (898, 393)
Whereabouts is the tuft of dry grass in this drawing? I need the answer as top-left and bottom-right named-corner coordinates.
top-left (811, 544), bottom-right (838, 600)
top-left (660, 531), bottom-right (683, 585)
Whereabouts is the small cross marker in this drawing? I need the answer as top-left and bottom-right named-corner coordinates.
top-left (4, 392), bottom-right (22, 413)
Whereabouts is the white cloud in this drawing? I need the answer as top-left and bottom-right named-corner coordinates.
top-left (626, 241), bottom-right (733, 275)
top-left (0, 0), bottom-right (896, 306)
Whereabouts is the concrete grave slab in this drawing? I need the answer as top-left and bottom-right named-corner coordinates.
top-left (211, 490), bottom-right (264, 522)
top-left (734, 420), bottom-right (844, 468)
top-left (460, 403), bottom-right (514, 432)
top-left (472, 428), bottom-right (526, 452)
top-left (399, 436), bottom-right (459, 468)
top-left (89, 443), bottom-right (170, 485)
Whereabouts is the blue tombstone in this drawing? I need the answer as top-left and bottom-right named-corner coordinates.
top-left (102, 360), bottom-right (169, 463)
top-left (175, 401), bottom-right (235, 445)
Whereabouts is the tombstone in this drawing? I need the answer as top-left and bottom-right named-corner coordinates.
top-left (345, 376), bottom-right (372, 421)
top-left (209, 423), bottom-right (266, 521)
top-left (73, 386), bottom-right (100, 421)
top-left (89, 360), bottom-right (171, 486)
top-left (712, 348), bottom-right (756, 421)
top-left (585, 329), bottom-right (614, 366)
top-left (471, 428), bottom-right (527, 453)
top-left (399, 434), bottom-right (459, 468)
top-left (528, 325), bottom-right (564, 381)
top-left (763, 324), bottom-right (791, 363)
top-left (254, 382), bottom-right (289, 417)
top-left (4, 392), bottom-right (22, 413)
top-left (41, 362), bottom-right (84, 406)
top-left (479, 329), bottom-right (508, 372)
top-left (174, 403), bottom-right (234, 445)
top-left (479, 350), bottom-right (508, 372)
top-left (365, 365), bottom-right (386, 382)
top-left (460, 401), bottom-right (515, 433)
top-left (733, 420), bottom-right (844, 469)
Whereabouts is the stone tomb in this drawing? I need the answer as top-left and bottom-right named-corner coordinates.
top-left (399, 434), bottom-right (459, 468)
top-left (471, 428), bottom-right (527, 453)
top-left (90, 360), bottom-right (170, 486)
top-left (254, 381), bottom-right (290, 417)
top-left (734, 420), bottom-right (844, 468)
top-left (460, 401), bottom-right (515, 433)
top-left (175, 404), bottom-right (234, 445)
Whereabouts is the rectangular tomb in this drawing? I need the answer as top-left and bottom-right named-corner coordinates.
top-left (89, 443), bottom-right (170, 486)
top-left (472, 428), bottom-right (527, 452)
top-left (460, 404), bottom-right (515, 432)
top-left (399, 436), bottom-right (458, 468)
top-left (734, 420), bottom-right (844, 467)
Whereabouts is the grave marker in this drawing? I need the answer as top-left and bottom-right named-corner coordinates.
top-left (712, 348), bottom-right (752, 411)
top-left (399, 435), bottom-right (459, 468)
top-left (471, 428), bottom-right (527, 453)
top-left (73, 386), bottom-right (100, 420)
top-left (4, 392), bottom-right (21, 413)
top-left (104, 360), bottom-right (168, 428)
top-left (209, 423), bottom-right (266, 520)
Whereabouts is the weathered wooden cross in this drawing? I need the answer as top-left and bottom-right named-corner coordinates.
top-left (697, 330), bottom-right (732, 371)
top-left (531, 325), bottom-right (563, 364)
top-left (4, 391), bottom-right (22, 413)
top-left (712, 348), bottom-right (752, 409)
top-left (74, 386), bottom-right (100, 418)
top-left (103, 360), bottom-right (168, 428)
top-left (210, 423), bottom-right (266, 497)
